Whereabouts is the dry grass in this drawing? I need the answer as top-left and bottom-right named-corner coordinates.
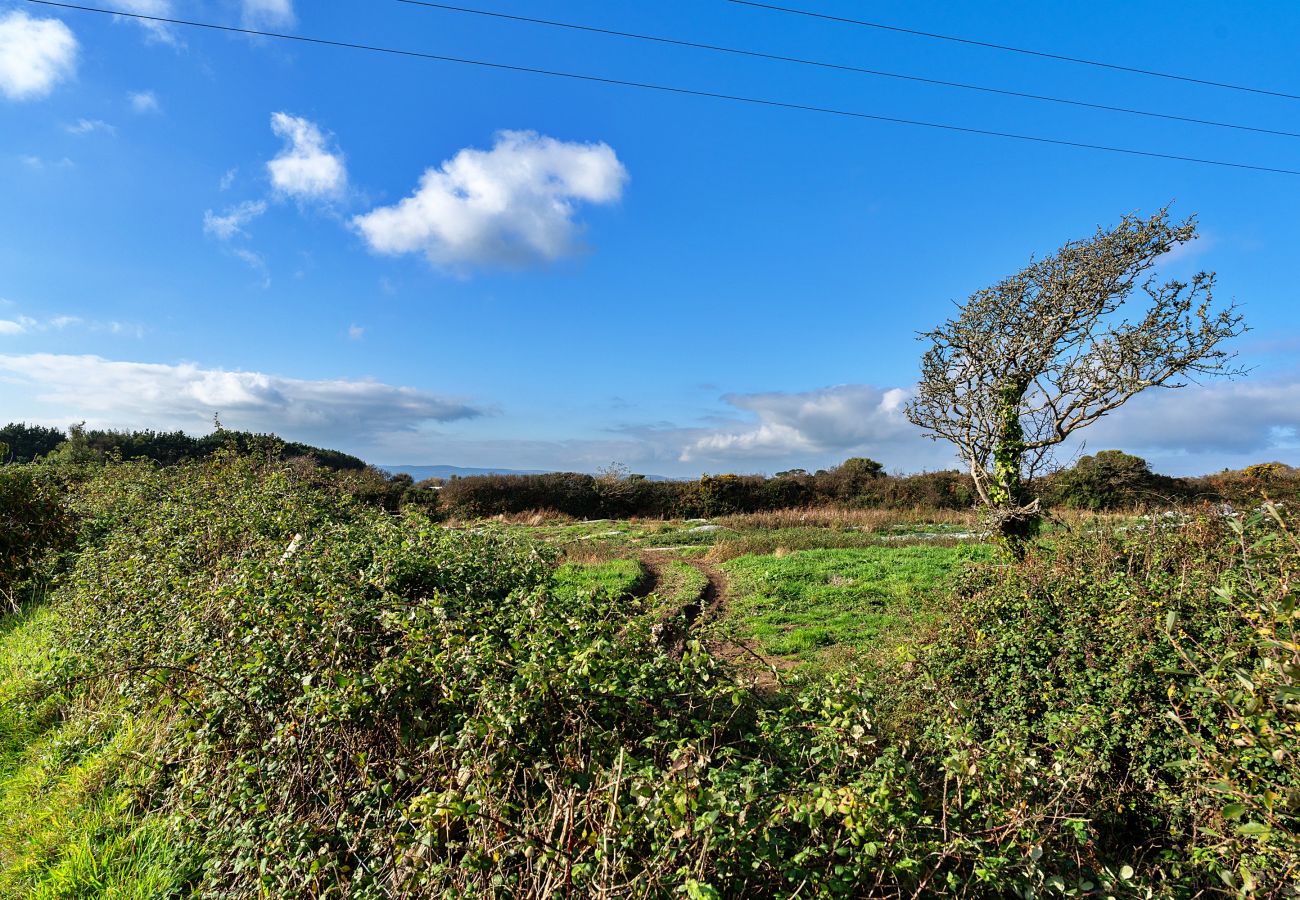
top-left (444, 509), bottom-right (577, 527)
top-left (716, 506), bottom-right (976, 532)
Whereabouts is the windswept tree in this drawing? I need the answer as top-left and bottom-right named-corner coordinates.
top-left (905, 208), bottom-right (1245, 554)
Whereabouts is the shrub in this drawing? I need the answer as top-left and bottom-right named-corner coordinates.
top-left (0, 466), bottom-right (74, 608)
top-left (1039, 450), bottom-right (1187, 510)
top-left (916, 507), bottom-right (1300, 890)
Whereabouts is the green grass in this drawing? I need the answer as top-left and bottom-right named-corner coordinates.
top-left (715, 544), bottom-right (994, 667)
top-left (0, 605), bottom-right (188, 899)
top-left (551, 558), bottom-right (648, 598)
top-left (648, 560), bottom-right (710, 611)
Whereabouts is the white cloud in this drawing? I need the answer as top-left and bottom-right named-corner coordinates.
top-left (219, 167), bottom-right (238, 190)
top-left (112, 0), bottom-right (182, 47)
top-left (1080, 378), bottom-right (1300, 459)
top-left (0, 316), bottom-right (36, 335)
top-left (353, 130), bottom-right (627, 269)
top-left (20, 154), bottom-right (74, 170)
top-left (0, 11), bottom-right (77, 101)
top-left (128, 89), bottom-right (160, 113)
top-left (678, 378), bottom-right (1300, 476)
top-left (0, 311), bottom-right (142, 338)
top-left (65, 118), bottom-right (115, 136)
top-left (241, 0), bottom-right (294, 26)
top-left (680, 385), bottom-right (917, 463)
top-left (0, 353), bottom-right (483, 441)
top-left (267, 112), bottom-right (347, 200)
top-left (348, 324), bottom-right (365, 340)
top-left (203, 200), bottom-right (268, 240)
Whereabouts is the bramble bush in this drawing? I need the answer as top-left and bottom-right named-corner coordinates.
top-left (8, 452), bottom-right (1298, 896)
top-left (914, 507), bottom-right (1300, 892)
top-left (0, 465), bottom-right (74, 609)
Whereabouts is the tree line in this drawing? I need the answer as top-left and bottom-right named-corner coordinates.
top-left (4, 421), bottom-right (1293, 520)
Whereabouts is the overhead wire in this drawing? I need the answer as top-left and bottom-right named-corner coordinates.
top-left (724, 0), bottom-right (1300, 102)
top-left (395, 0), bottom-right (1300, 139)
top-left (25, 0), bottom-right (1300, 177)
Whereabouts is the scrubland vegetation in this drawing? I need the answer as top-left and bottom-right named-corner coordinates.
top-left (0, 437), bottom-right (1297, 897)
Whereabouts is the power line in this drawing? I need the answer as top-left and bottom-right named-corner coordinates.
top-left (725, 0), bottom-right (1300, 102)
top-left (395, 0), bottom-right (1300, 139)
top-left (26, 1), bottom-right (1300, 177)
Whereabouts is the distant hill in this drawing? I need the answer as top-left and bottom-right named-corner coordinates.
top-left (377, 464), bottom-right (553, 481)
top-left (378, 464), bottom-right (677, 482)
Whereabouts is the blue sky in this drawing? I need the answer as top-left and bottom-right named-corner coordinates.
top-left (1, 0), bottom-right (1297, 476)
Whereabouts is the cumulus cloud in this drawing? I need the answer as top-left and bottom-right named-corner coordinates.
top-left (267, 112), bottom-right (347, 200)
top-left (680, 385), bottom-right (918, 463)
top-left (352, 130), bottom-right (627, 269)
top-left (241, 0), bottom-right (294, 26)
top-left (128, 89), bottom-right (159, 113)
top-left (203, 200), bottom-right (268, 240)
top-left (0, 353), bottom-right (483, 441)
top-left (0, 11), bottom-right (77, 101)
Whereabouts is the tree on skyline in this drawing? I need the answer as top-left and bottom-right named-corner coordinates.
top-left (906, 208), bottom-right (1246, 554)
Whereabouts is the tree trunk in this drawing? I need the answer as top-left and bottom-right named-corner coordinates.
top-left (988, 380), bottom-right (1041, 558)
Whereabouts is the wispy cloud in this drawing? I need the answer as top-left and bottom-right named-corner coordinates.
top-left (112, 0), bottom-right (183, 47)
top-left (128, 89), bottom-right (160, 113)
top-left (353, 130), bottom-right (627, 270)
top-left (203, 200), bottom-right (268, 240)
top-left (0, 10), bottom-right (78, 101)
top-left (241, 0), bottom-right (294, 27)
top-left (20, 154), bottom-right (74, 170)
top-left (0, 311), bottom-right (144, 338)
top-left (348, 324), bottom-right (365, 340)
top-left (65, 118), bottom-right (115, 136)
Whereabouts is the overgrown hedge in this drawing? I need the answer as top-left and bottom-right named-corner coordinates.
top-left (439, 466), bottom-right (977, 519)
top-left (4, 455), bottom-right (1296, 896)
top-left (438, 456), bottom-right (1300, 521)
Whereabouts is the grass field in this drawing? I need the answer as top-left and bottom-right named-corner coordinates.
top-left (545, 518), bottom-right (997, 671)
top-left (712, 544), bottom-right (995, 666)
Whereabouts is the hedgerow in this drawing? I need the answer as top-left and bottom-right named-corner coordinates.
top-left (4, 453), bottom-right (1296, 896)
